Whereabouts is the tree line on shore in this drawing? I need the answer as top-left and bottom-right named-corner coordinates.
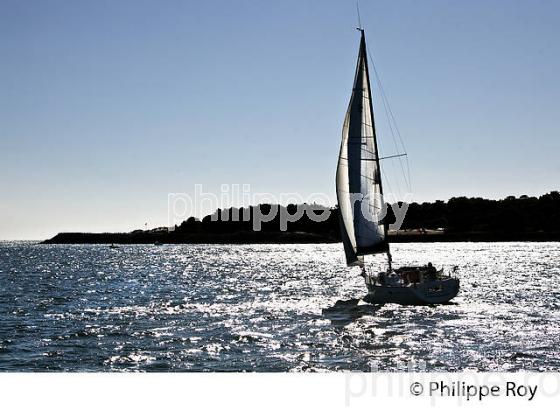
top-left (174, 191), bottom-right (560, 237)
top-left (45, 191), bottom-right (560, 243)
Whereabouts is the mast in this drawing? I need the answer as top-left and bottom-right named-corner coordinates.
top-left (336, 29), bottom-right (391, 269)
top-left (359, 29), bottom-right (392, 271)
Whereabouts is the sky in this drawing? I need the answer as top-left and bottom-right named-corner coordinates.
top-left (1, 0), bottom-right (559, 240)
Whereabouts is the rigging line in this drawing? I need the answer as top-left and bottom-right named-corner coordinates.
top-left (375, 88), bottom-right (404, 197)
top-left (356, 1), bottom-right (363, 30)
top-left (381, 90), bottom-right (411, 195)
top-left (381, 162), bottom-right (396, 207)
top-left (365, 44), bottom-right (413, 193)
top-left (367, 82), bottom-right (404, 198)
top-left (378, 80), bottom-right (412, 194)
top-left (367, 53), bottom-right (409, 178)
top-left (383, 157), bottom-right (402, 201)
top-left (380, 94), bottom-right (412, 193)
top-left (382, 99), bottom-right (405, 198)
top-left (370, 64), bottom-right (410, 194)
top-left (375, 92), bottom-right (408, 196)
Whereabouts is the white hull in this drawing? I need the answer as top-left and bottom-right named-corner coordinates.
top-left (364, 277), bottom-right (460, 305)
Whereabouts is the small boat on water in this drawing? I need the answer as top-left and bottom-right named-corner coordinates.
top-left (335, 29), bottom-right (459, 305)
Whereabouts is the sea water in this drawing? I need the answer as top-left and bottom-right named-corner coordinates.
top-left (0, 242), bottom-right (558, 371)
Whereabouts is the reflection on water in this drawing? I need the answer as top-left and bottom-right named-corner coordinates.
top-left (322, 299), bottom-right (382, 327)
top-left (0, 242), bottom-right (559, 371)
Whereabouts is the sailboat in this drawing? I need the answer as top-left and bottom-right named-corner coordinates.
top-left (336, 29), bottom-right (460, 305)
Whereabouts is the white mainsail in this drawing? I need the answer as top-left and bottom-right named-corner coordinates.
top-left (336, 30), bottom-right (388, 267)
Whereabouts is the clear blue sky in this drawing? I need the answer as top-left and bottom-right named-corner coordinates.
top-left (1, 0), bottom-right (559, 239)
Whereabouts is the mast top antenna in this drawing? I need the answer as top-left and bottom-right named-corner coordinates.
top-left (356, 1), bottom-right (363, 31)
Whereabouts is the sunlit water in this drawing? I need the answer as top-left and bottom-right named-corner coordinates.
top-left (0, 242), bottom-right (559, 372)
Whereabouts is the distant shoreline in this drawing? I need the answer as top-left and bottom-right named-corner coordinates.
top-left (42, 193), bottom-right (560, 244)
top-left (42, 230), bottom-right (560, 244)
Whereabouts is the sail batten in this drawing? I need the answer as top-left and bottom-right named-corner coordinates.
top-left (336, 30), bottom-right (388, 267)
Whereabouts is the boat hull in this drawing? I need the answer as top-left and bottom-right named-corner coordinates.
top-left (364, 278), bottom-right (460, 305)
